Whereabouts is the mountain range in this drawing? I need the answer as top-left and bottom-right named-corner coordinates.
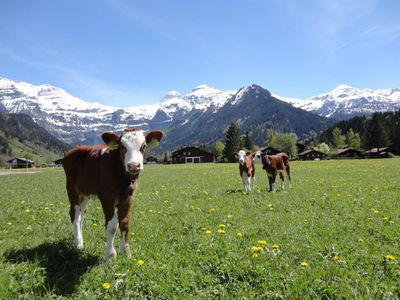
top-left (1, 76), bottom-right (399, 151)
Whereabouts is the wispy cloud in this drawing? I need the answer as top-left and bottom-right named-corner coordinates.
top-left (103, 0), bottom-right (174, 41)
top-left (0, 46), bottom-right (160, 106)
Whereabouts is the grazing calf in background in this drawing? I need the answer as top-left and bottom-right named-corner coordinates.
top-left (63, 128), bottom-right (163, 261)
top-left (254, 151), bottom-right (291, 192)
top-left (237, 150), bottom-right (255, 192)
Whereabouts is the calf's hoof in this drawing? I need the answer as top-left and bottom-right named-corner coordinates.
top-left (105, 248), bottom-right (117, 262)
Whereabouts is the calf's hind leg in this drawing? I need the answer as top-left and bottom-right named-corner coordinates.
top-left (67, 181), bottom-right (85, 249)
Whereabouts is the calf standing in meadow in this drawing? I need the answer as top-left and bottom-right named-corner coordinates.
top-left (254, 151), bottom-right (291, 192)
top-left (237, 150), bottom-right (255, 192)
top-left (63, 128), bottom-right (163, 261)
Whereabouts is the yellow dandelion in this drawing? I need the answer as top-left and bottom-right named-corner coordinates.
top-left (6, 221), bottom-right (12, 225)
top-left (20, 200), bottom-right (26, 204)
top-left (358, 238), bottom-right (364, 243)
top-left (268, 203), bottom-right (273, 208)
top-left (205, 230), bottom-right (212, 235)
top-left (383, 217), bottom-right (389, 221)
top-left (271, 244), bottom-right (279, 251)
top-left (373, 210), bottom-right (379, 214)
top-left (300, 261), bottom-right (309, 267)
top-left (251, 253), bottom-right (259, 259)
top-left (208, 208), bottom-right (216, 213)
top-left (269, 207), bottom-right (274, 211)
top-left (384, 255), bottom-right (396, 261)
top-left (332, 255), bottom-right (340, 262)
top-left (44, 207), bottom-right (49, 210)
top-left (137, 259), bottom-right (145, 265)
top-left (25, 209), bottom-right (30, 213)
top-left (148, 209), bottom-right (153, 213)
top-left (251, 246), bottom-right (263, 253)
top-left (227, 214), bottom-right (232, 219)
top-left (219, 224), bottom-right (226, 229)
top-left (92, 223), bottom-right (98, 227)
top-left (203, 191), bottom-right (209, 196)
top-left (217, 229), bottom-right (225, 234)
top-left (389, 220), bottom-right (395, 224)
top-left (236, 232), bottom-right (243, 238)
top-left (102, 282), bottom-right (110, 289)
top-left (189, 205), bottom-right (195, 210)
top-left (257, 240), bottom-right (267, 246)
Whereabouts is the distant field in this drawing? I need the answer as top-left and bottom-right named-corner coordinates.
top-left (0, 159), bottom-right (399, 299)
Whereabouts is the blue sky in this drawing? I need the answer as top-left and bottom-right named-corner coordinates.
top-left (1, 0), bottom-right (399, 107)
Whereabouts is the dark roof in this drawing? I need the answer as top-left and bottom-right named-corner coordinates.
top-left (172, 146), bottom-right (213, 156)
top-left (336, 148), bottom-right (362, 155)
top-left (298, 149), bottom-right (326, 156)
top-left (7, 157), bottom-right (35, 163)
top-left (260, 146), bottom-right (282, 153)
top-left (364, 147), bottom-right (389, 154)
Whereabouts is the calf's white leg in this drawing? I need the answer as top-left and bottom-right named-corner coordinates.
top-left (105, 214), bottom-right (118, 261)
top-left (73, 205), bottom-right (84, 249)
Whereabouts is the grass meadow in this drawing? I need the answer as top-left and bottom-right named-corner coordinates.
top-left (0, 159), bottom-right (399, 299)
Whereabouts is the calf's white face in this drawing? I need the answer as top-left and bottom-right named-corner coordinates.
top-left (120, 130), bottom-right (146, 174)
top-left (238, 150), bottom-right (246, 165)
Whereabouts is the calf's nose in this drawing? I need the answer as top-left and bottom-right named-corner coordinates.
top-left (127, 161), bottom-right (141, 172)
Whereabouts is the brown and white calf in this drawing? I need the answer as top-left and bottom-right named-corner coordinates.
top-left (254, 151), bottom-right (291, 192)
top-left (237, 150), bottom-right (255, 192)
top-left (63, 128), bottom-right (163, 261)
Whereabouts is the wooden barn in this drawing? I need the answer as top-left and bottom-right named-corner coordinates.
top-left (145, 156), bottom-right (158, 164)
top-left (364, 147), bottom-right (390, 158)
top-left (259, 146), bottom-right (282, 155)
top-left (336, 148), bottom-right (363, 159)
top-left (171, 146), bottom-right (214, 164)
top-left (53, 158), bottom-right (63, 167)
top-left (297, 149), bottom-right (327, 161)
top-left (7, 157), bottom-right (35, 169)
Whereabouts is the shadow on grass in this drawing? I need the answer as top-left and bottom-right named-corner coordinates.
top-left (4, 239), bottom-right (100, 296)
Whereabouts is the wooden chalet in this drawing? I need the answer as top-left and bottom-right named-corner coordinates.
top-left (364, 147), bottom-right (391, 158)
top-left (297, 149), bottom-right (327, 161)
top-left (7, 157), bottom-right (35, 169)
top-left (53, 158), bottom-right (63, 167)
top-left (171, 146), bottom-right (214, 164)
top-left (145, 156), bottom-right (158, 164)
top-left (259, 146), bottom-right (282, 155)
top-left (336, 148), bottom-right (363, 159)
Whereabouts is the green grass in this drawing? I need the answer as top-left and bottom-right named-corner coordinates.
top-left (0, 159), bottom-right (399, 299)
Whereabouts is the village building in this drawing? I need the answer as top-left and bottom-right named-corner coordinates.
top-left (336, 148), bottom-right (363, 159)
top-left (259, 146), bottom-right (282, 156)
top-left (171, 146), bottom-right (214, 164)
top-left (364, 147), bottom-right (391, 158)
top-left (145, 156), bottom-right (158, 164)
top-left (53, 158), bottom-right (63, 167)
top-left (7, 157), bottom-right (35, 169)
top-left (297, 149), bottom-right (327, 161)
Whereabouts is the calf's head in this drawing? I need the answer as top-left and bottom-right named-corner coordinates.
top-left (102, 129), bottom-right (163, 176)
top-left (237, 150), bottom-right (247, 165)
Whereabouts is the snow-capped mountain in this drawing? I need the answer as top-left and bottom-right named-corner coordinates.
top-left (0, 77), bottom-right (234, 145)
top-left (276, 84), bottom-right (400, 120)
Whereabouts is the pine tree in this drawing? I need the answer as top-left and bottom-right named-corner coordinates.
top-left (222, 122), bottom-right (242, 162)
top-left (243, 131), bottom-right (252, 150)
top-left (364, 113), bottom-right (389, 150)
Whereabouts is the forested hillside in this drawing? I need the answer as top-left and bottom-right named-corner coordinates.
top-left (0, 113), bottom-right (71, 166)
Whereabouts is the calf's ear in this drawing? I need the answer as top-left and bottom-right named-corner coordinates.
top-left (102, 132), bottom-right (121, 150)
top-left (145, 131), bottom-right (164, 148)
